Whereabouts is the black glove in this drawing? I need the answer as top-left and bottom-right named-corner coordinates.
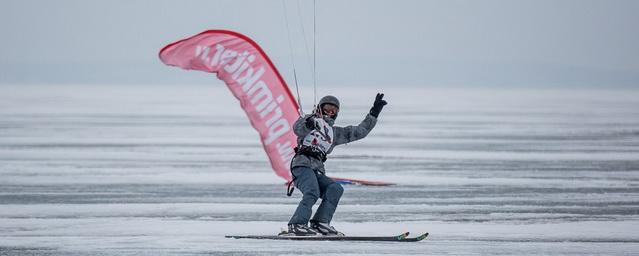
top-left (369, 93), bottom-right (387, 118)
top-left (305, 115), bottom-right (315, 129)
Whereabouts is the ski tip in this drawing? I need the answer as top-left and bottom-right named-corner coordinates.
top-left (415, 232), bottom-right (429, 241)
top-left (397, 232), bottom-right (429, 242)
top-left (398, 232), bottom-right (410, 239)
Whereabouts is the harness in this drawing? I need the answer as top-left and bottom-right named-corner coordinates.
top-left (295, 145), bottom-right (327, 162)
top-left (286, 146), bottom-right (327, 196)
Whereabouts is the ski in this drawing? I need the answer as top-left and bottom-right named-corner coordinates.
top-left (225, 232), bottom-right (428, 242)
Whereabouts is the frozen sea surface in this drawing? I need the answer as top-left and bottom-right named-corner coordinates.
top-left (1, 84), bottom-right (638, 255)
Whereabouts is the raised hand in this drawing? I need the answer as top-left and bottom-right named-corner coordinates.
top-left (369, 93), bottom-right (387, 118)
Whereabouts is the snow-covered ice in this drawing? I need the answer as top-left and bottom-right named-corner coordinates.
top-left (1, 84), bottom-right (638, 255)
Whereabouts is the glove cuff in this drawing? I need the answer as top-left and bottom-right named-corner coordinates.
top-left (369, 107), bottom-right (381, 118)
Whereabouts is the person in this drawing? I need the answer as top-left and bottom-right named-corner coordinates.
top-left (286, 93), bottom-right (387, 236)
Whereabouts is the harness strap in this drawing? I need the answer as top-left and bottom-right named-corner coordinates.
top-left (286, 175), bottom-right (297, 197)
top-left (287, 153), bottom-right (298, 197)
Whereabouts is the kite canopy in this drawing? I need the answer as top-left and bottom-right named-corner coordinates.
top-left (159, 30), bottom-right (299, 182)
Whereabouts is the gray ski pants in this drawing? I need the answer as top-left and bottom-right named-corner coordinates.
top-left (288, 166), bottom-right (344, 225)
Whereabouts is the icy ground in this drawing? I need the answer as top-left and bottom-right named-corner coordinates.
top-left (1, 84), bottom-right (638, 255)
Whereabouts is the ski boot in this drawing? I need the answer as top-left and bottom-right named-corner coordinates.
top-left (310, 221), bottom-right (345, 236)
top-left (281, 223), bottom-right (317, 236)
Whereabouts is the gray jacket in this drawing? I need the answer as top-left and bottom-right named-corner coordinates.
top-left (290, 113), bottom-right (378, 174)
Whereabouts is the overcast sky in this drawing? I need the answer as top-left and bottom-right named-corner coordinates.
top-left (1, 0), bottom-right (638, 87)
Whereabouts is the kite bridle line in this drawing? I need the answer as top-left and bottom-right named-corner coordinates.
top-left (313, 0), bottom-right (317, 108)
top-left (281, 0), bottom-right (304, 116)
top-left (282, 0), bottom-right (319, 117)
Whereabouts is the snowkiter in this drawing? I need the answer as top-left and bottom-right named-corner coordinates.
top-left (286, 93), bottom-right (387, 236)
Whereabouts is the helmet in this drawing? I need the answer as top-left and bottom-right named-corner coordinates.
top-left (319, 95), bottom-right (340, 109)
top-left (318, 95), bottom-right (340, 119)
